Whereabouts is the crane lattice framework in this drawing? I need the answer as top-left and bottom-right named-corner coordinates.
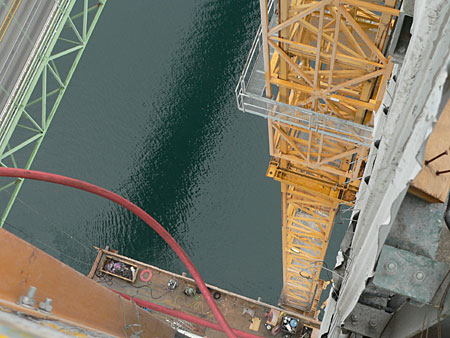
top-left (238, 0), bottom-right (399, 314)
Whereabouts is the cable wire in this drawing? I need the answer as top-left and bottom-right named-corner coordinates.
top-left (4, 220), bottom-right (92, 267)
top-left (2, 186), bottom-right (95, 255)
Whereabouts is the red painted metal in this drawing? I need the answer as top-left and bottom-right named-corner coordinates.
top-left (116, 291), bottom-right (264, 338)
top-left (140, 269), bottom-right (153, 282)
top-left (0, 168), bottom-right (237, 338)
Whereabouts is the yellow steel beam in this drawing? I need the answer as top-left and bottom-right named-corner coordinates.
top-left (257, 0), bottom-right (397, 315)
top-left (280, 184), bottom-right (338, 310)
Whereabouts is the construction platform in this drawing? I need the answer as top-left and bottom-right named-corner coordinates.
top-left (89, 248), bottom-right (321, 338)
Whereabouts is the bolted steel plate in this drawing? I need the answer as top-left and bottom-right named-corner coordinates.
top-left (374, 245), bottom-right (449, 304)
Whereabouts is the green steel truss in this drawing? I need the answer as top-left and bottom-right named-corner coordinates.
top-left (0, 0), bottom-right (107, 227)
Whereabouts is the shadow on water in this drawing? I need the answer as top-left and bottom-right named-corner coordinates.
top-left (94, 0), bottom-right (260, 270)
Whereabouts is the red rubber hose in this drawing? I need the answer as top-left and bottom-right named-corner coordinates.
top-left (115, 291), bottom-right (264, 338)
top-left (0, 168), bottom-right (237, 338)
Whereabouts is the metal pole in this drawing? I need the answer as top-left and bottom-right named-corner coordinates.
top-left (259, 0), bottom-right (272, 98)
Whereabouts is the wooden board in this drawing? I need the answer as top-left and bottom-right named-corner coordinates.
top-left (249, 317), bottom-right (261, 331)
top-left (410, 99), bottom-right (450, 203)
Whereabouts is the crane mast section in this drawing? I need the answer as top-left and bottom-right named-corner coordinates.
top-left (237, 0), bottom-right (398, 314)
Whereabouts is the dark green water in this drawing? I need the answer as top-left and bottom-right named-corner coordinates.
top-left (4, 0), bottom-right (349, 307)
top-left (5, 0), bottom-right (285, 304)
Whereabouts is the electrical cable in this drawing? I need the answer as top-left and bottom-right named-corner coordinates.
top-left (296, 259), bottom-right (336, 281)
top-left (3, 187), bottom-right (95, 255)
top-left (95, 271), bottom-right (169, 299)
top-left (0, 168), bottom-right (236, 338)
top-left (119, 294), bottom-right (143, 338)
top-left (127, 281), bottom-right (170, 300)
top-left (148, 284), bottom-right (169, 300)
top-left (4, 220), bottom-right (92, 267)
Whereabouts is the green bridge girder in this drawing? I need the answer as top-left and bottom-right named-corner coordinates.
top-left (0, 0), bottom-right (107, 227)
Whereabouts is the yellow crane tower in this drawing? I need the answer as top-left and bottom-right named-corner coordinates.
top-left (251, 0), bottom-right (399, 317)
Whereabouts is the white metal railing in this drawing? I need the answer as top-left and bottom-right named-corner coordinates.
top-left (235, 0), bottom-right (373, 147)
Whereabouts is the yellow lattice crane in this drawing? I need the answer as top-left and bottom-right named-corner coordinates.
top-left (239, 0), bottom-right (399, 317)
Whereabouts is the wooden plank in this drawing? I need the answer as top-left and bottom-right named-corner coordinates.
top-left (409, 99), bottom-right (450, 203)
top-left (88, 246), bottom-right (103, 278)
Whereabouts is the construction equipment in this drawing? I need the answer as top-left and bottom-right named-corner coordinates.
top-left (237, 0), bottom-right (399, 316)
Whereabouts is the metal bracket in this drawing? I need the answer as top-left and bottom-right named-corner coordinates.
top-left (373, 245), bottom-right (449, 304)
top-left (343, 302), bottom-right (392, 338)
top-left (385, 193), bottom-right (445, 259)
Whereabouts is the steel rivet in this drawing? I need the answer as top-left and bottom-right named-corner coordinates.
top-left (369, 319), bottom-right (377, 328)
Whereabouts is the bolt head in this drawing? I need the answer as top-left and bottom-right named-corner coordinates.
top-left (415, 271), bottom-right (425, 281)
top-left (369, 319), bottom-right (377, 328)
top-left (38, 298), bottom-right (53, 312)
top-left (386, 261), bottom-right (397, 271)
top-left (19, 296), bottom-right (35, 308)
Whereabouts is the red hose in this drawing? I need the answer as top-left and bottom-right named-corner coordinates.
top-left (0, 168), bottom-right (237, 338)
top-left (115, 291), bottom-right (264, 338)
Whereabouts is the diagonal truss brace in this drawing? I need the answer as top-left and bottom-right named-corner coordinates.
top-left (0, 0), bottom-right (107, 227)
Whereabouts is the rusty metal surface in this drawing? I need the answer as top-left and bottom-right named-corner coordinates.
top-left (90, 248), bottom-right (321, 338)
top-left (0, 229), bottom-right (176, 338)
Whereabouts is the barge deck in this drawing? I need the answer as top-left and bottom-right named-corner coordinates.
top-left (89, 248), bottom-right (320, 338)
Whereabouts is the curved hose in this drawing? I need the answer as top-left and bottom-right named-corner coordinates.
top-left (0, 168), bottom-right (237, 338)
